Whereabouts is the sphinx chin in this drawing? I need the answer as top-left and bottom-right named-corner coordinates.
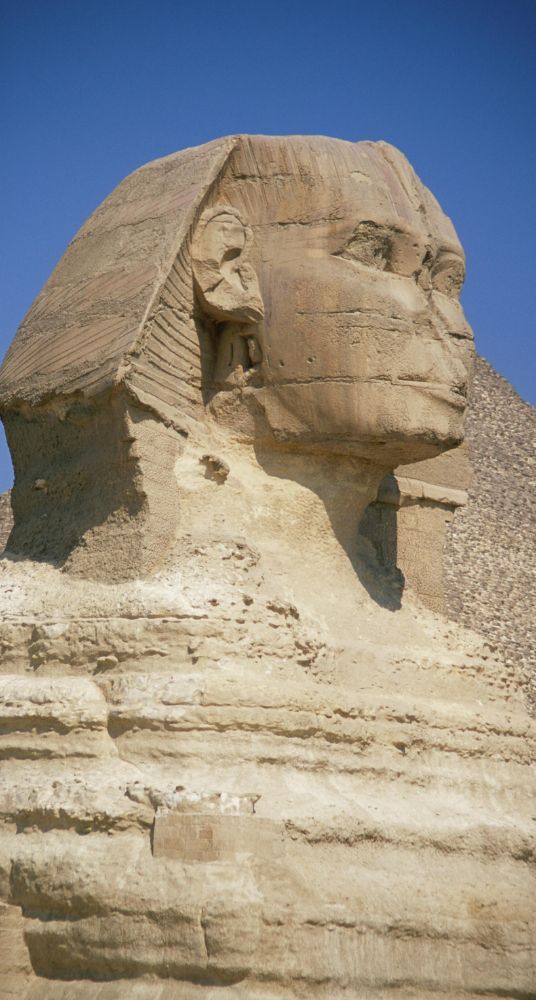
top-left (361, 420), bottom-right (466, 466)
top-left (254, 380), bottom-right (465, 464)
top-left (346, 380), bottom-right (466, 461)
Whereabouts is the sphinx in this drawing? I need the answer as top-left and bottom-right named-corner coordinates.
top-left (0, 136), bottom-right (534, 999)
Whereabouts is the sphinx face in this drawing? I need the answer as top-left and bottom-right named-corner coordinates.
top-left (215, 140), bottom-right (474, 466)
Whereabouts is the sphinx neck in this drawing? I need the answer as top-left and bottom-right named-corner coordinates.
top-left (177, 439), bottom-right (389, 615)
top-left (252, 446), bottom-right (387, 559)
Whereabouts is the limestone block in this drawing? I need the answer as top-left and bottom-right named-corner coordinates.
top-left (152, 814), bottom-right (280, 862)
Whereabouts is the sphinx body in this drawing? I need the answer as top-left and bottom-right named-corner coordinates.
top-left (0, 136), bottom-right (534, 998)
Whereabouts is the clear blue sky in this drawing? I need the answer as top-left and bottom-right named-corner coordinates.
top-left (1, 0), bottom-right (534, 492)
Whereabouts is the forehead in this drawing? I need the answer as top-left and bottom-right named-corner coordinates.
top-left (218, 136), bottom-right (462, 256)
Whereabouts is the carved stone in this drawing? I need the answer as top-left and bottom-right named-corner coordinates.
top-left (0, 136), bottom-right (534, 998)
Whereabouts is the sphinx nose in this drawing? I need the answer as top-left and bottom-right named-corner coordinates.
top-left (428, 297), bottom-right (474, 388)
top-left (431, 290), bottom-right (474, 343)
top-left (431, 338), bottom-right (469, 392)
top-left (398, 328), bottom-right (470, 393)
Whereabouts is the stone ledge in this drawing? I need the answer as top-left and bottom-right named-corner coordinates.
top-left (377, 475), bottom-right (468, 509)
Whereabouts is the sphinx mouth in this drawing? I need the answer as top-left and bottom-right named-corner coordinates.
top-left (272, 374), bottom-right (468, 403)
top-left (391, 378), bottom-right (468, 409)
top-left (394, 377), bottom-right (467, 397)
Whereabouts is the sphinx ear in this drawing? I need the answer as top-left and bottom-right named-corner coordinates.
top-left (192, 207), bottom-right (264, 323)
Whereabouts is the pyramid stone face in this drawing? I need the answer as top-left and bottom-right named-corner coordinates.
top-left (0, 136), bottom-right (534, 998)
top-left (445, 355), bottom-right (536, 702)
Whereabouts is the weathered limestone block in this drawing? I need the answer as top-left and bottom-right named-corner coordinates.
top-left (0, 135), bottom-right (534, 997)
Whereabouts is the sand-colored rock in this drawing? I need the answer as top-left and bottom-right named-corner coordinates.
top-left (0, 136), bottom-right (534, 997)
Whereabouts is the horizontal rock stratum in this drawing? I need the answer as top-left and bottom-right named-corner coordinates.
top-left (0, 135), bottom-right (534, 998)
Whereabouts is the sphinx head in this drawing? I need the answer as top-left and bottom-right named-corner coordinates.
top-left (191, 136), bottom-right (473, 466)
top-left (0, 135), bottom-right (474, 576)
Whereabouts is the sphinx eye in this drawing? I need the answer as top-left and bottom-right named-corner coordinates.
top-left (336, 222), bottom-right (393, 271)
top-left (432, 253), bottom-right (465, 297)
